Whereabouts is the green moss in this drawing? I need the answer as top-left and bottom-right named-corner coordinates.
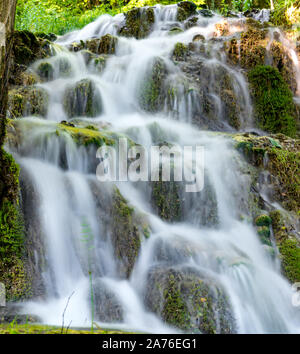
top-left (36, 62), bottom-right (54, 81)
top-left (172, 42), bottom-right (188, 61)
top-left (0, 150), bottom-right (28, 301)
top-left (151, 178), bottom-right (182, 222)
top-left (177, 1), bottom-right (197, 22)
top-left (279, 238), bottom-right (300, 283)
top-left (255, 214), bottom-right (272, 227)
top-left (270, 210), bottom-right (300, 283)
top-left (111, 188), bottom-right (141, 278)
top-left (7, 87), bottom-right (49, 118)
top-left (248, 66), bottom-right (297, 137)
top-left (168, 27), bottom-right (184, 36)
top-left (139, 57), bottom-right (167, 112)
top-left (240, 27), bottom-right (267, 69)
top-left (162, 274), bottom-right (189, 329)
top-left (57, 124), bottom-right (116, 147)
top-left (63, 79), bottom-right (103, 118)
top-left (267, 148), bottom-right (300, 211)
top-left (119, 7), bottom-right (155, 39)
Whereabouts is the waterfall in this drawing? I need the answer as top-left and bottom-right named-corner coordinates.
top-left (6, 4), bottom-right (300, 334)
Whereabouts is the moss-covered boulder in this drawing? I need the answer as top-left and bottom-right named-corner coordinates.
top-left (270, 40), bottom-right (297, 94)
top-left (110, 188), bottom-right (141, 278)
top-left (168, 27), bottom-right (184, 36)
top-left (239, 25), bottom-right (268, 69)
top-left (63, 79), bottom-right (103, 118)
top-left (93, 279), bottom-right (124, 323)
top-left (151, 178), bottom-right (182, 222)
top-left (248, 65), bottom-right (297, 137)
top-left (86, 34), bottom-right (118, 55)
top-left (119, 7), bottom-right (155, 39)
top-left (0, 149), bottom-right (29, 301)
top-left (138, 57), bottom-right (167, 113)
top-left (172, 42), bottom-right (189, 61)
top-left (234, 133), bottom-right (300, 212)
top-left (270, 210), bottom-right (300, 283)
top-left (12, 30), bottom-right (49, 67)
top-left (36, 62), bottom-right (54, 82)
top-left (7, 86), bottom-right (49, 118)
top-left (145, 266), bottom-right (236, 333)
top-left (177, 1), bottom-right (197, 22)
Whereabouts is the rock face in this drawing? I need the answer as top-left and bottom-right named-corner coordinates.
top-left (234, 133), bottom-right (300, 283)
top-left (86, 34), bottom-right (118, 55)
top-left (145, 266), bottom-right (236, 333)
top-left (93, 279), bottom-right (124, 322)
top-left (7, 86), bottom-right (49, 118)
top-left (177, 1), bottom-right (197, 22)
top-left (110, 188), bottom-right (141, 278)
top-left (119, 7), bottom-right (155, 39)
top-left (63, 79), bottom-right (103, 118)
top-left (138, 57), bottom-right (167, 113)
top-left (248, 65), bottom-right (297, 137)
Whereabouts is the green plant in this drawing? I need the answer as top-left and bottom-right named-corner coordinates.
top-left (248, 65), bottom-right (297, 137)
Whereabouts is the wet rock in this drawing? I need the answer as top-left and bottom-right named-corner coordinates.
top-left (248, 65), bottom-right (297, 137)
top-left (93, 279), bottom-right (124, 323)
top-left (270, 40), bottom-right (297, 94)
top-left (63, 79), bottom-right (103, 118)
top-left (177, 1), bottom-right (197, 22)
top-left (172, 42), bottom-right (189, 61)
top-left (270, 210), bottom-right (300, 283)
top-left (7, 86), bottom-right (49, 118)
top-left (185, 16), bottom-right (198, 29)
top-left (110, 188), bottom-right (141, 278)
top-left (198, 9), bottom-right (214, 17)
top-left (0, 304), bottom-right (40, 324)
top-left (12, 30), bottom-right (49, 66)
top-left (145, 266), bottom-right (236, 333)
top-left (86, 34), bottom-right (118, 55)
top-left (138, 57), bottom-right (167, 113)
top-left (193, 34), bottom-right (205, 42)
top-left (168, 27), bottom-right (184, 35)
top-left (36, 61), bottom-right (54, 81)
top-left (119, 7), bottom-right (155, 39)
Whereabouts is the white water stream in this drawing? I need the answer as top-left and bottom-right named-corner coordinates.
top-left (8, 5), bottom-right (300, 333)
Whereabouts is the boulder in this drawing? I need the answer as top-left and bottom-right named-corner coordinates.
top-left (63, 79), bottom-right (103, 118)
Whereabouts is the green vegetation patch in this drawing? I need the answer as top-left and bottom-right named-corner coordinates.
top-left (248, 66), bottom-right (297, 137)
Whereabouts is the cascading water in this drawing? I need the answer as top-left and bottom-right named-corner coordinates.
top-left (6, 4), bottom-right (300, 333)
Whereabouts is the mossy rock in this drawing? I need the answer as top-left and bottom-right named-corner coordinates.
top-left (12, 30), bottom-right (49, 66)
top-left (177, 1), bottom-right (197, 22)
top-left (255, 214), bottom-right (272, 227)
top-left (172, 42), bottom-right (189, 61)
top-left (248, 66), bottom-right (297, 137)
top-left (86, 34), bottom-right (118, 55)
top-left (145, 266), bottom-right (236, 333)
top-left (110, 188), bottom-right (141, 278)
top-left (270, 210), bottom-right (300, 283)
top-left (270, 40), bottom-right (297, 94)
top-left (119, 7), bottom-right (155, 39)
top-left (239, 26), bottom-right (268, 69)
top-left (138, 57), bottom-right (167, 112)
top-left (36, 62), bottom-right (54, 82)
top-left (7, 86), bottom-right (49, 118)
top-left (0, 150), bottom-right (28, 301)
top-left (233, 133), bottom-right (300, 211)
top-left (63, 79), bottom-right (103, 118)
top-left (168, 27), bottom-right (184, 36)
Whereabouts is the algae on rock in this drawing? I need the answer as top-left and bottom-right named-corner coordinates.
top-left (63, 79), bottom-right (103, 118)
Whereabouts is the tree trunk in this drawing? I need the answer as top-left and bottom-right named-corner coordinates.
top-left (0, 0), bottom-right (17, 147)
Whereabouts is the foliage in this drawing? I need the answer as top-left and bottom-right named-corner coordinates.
top-left (248, 65), bottom-right (297, 137)
top-left (271, 0), bottom-right (300, 27)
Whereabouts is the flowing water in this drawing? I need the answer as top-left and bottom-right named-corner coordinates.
top-left (6, 5), bottom-right (300, 333)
